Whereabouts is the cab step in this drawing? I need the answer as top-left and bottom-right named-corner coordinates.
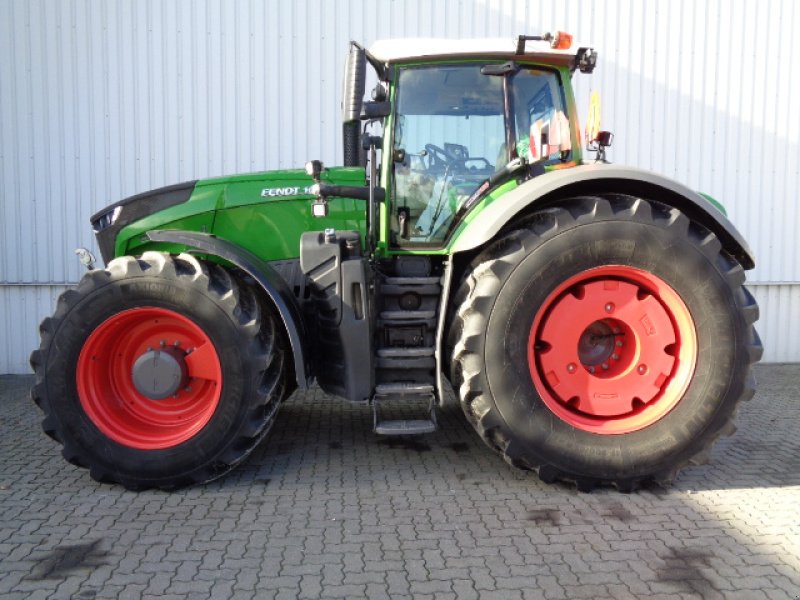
top-left (372, 392), bottom-right (438, 436)
top-left (380, 310), bottom-right (436, 321)
top-left (375, 383), bottom-right (434, 396)
top-left (377, 347), bottom-right (434, 358)
top-left (383, 276), bottom-right (441, 285)
top-left (374, 419), bottom-right (437, 435)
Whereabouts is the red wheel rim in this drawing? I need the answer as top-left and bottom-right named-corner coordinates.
top-left (76, 307), bottom-right (222, 449)
top-left (527, 266), bottom-right (697, 434)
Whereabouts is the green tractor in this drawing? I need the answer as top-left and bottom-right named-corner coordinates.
top-left (31, 33), bottom-right (761, 491)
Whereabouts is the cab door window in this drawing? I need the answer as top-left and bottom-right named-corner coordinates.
top-left (391, 65), bottom-right (506, 246)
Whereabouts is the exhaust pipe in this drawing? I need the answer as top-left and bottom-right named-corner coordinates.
top-left (341, 42), bottom-right (366, 167)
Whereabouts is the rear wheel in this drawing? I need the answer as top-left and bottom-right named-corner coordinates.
top-left (450, 195), bottom-right (762, 491)
top-left (31, 252), bottom-right (289, 490)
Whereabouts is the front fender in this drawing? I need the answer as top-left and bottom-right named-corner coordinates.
top-left (449, 163), bottom-right (755, 269)
top-left (146, 230), bottom-right (310, 389)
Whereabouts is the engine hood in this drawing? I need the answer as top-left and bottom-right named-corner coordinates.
top-left (199, 166), bottom-right (366, 210)
top-left (92, 166), bottom-right (366, 263)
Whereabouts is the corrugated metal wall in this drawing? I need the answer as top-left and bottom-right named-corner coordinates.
top-left (1, 0), bottom-right (797, 372)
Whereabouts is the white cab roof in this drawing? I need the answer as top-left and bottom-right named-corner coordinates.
top-left (368, 37), bottom-right (581, 63)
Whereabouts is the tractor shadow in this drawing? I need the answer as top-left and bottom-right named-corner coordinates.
top-left (225, 364), bottom-right (800, 494)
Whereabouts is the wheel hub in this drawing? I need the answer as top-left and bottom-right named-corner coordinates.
top-left (577, 320), bottom-right (616, 366)
top-left (131, 346), bottom-right (188, 400)
top-left (527, 266), bottom-right (697, 435)
top-left (76, 307), bottom-right (223, 449)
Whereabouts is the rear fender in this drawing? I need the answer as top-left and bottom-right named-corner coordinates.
top-left (450, 163), bottom-right (755, 269)
top-left (146, 230), bottom-right (310, 389)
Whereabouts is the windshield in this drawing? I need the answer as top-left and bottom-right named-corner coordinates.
top-left (391, 64), bottom-right (568, 246)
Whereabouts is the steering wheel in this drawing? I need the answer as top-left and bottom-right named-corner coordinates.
top-left (424, 144), bottom-right (454, 171)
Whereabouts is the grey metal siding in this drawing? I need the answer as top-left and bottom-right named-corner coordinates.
top-left (1, 0), bottom-right (797, 372)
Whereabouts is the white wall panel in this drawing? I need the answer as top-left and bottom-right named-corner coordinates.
top-left (1, 0), bottom-right (797, 371)
top-left (0, 285), bottom-right (74, 375)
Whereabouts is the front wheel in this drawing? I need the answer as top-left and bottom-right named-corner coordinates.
top-left (450, 195), bottom-right (762, 491)
top-left (31, 252), bottom-right (290, 490)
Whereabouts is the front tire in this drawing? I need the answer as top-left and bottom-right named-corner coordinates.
top-left (30, 252), bottom-right (290, 490)
top-left (450, 195), bottom-right (762, 491)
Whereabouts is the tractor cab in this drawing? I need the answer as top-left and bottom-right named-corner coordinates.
top-left (389, 62), bottom-right (570, 245)
top-left (339, 34), bottom-right (597, 251)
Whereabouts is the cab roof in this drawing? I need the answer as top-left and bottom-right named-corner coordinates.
top-left (368, 36), bottom-right (583, 66)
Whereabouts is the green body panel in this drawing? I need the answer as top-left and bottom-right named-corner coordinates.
top-left (444, 179), bottom-right (519, 253)
top-left (118, 167), bottom-right (368, 261)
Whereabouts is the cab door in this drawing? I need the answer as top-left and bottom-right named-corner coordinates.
top-left (388, 64), bottom-right (507, 248)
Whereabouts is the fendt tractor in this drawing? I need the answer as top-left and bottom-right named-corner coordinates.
top-left (32, 33), bottom-right (761, 491)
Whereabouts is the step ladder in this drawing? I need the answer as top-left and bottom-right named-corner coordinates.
top-left (372, 273), bottom-right (441, 436)
top-left (372, 383), bottom-right (438, 435)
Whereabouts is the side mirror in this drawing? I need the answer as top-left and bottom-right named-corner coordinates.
top-left (596, 131), bottom-right (613, 147)
top-left (592, 131), bottom-right (614, 163)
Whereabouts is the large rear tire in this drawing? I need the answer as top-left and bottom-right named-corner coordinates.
top-left (449, 195), bottom-right (762, 491)
top-left (30, 252), bottom-right (290, 490)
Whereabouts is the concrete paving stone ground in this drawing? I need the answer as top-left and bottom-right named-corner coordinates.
top-left (0, 364), bottom-right (798, 599)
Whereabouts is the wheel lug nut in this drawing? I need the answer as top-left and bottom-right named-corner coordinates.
top-left (613, 328), bottom-right (621, 334)
top-left (611, 353), bottom-right (619, 360)
top-left (174, 340), bottom-right (181, 347)
top-left (638, 364), bottom-right (647, 375)
top-left (184, 386), bottom-right (191, 392)
top-left (588, 366), bottom-right (595, 374)
top-left (160, 340), bottom-right (166, 347)
top-left (567, 363), bottom-right (576, 374)
top-left (604, 302), bottom-right (615, 313)
top-left (616, 340), bottom-right (623, 347)
top-left (601, 363), bottom-right (609, 370)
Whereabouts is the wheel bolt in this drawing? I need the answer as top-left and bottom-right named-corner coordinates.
top-left (174, 341), bottom-right (181, 347)
top-left (605, 302), bottom-right (615, 313)
top-left (611, 353), bottom-right (619, 360)
top-left (160, 340), bottom-right (166, 347)
top-left (616, 340), bottom-right (623, 347)
top-left (601, 363), bottom-right (609, 370)
top-left (638, 364), bottom-right (647, 375)
top-left (567, 363), bottom-right (576, 373)
top-left (588, 366), bottom-right (595, 374)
